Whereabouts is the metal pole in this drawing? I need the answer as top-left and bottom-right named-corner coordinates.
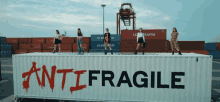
top-left (103, 7), bottom-right (104, 35)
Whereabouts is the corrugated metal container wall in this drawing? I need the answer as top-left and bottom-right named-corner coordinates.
top-left (208, 51), bottom-right (220, 59)
top-left (6, 38), bottom-right (18, 43)
top-left (61, 37), bottom-right (75, 44)
top-left (18, 38), bottom-right (32, 44)
top-left (168, 50), bottom-right (209, 55)
top-left (89, 49), bottom-right (120, 52)
top-left (205, 43), bottom-right (216, 50)
top-left (6, 43), bottom-right (11, 51)
top-left (75, 37), bottom-right (90, 43)
top-left (32, 38), bottom-right (45, 44)
top-left (46, 38), bottom-right (54, 44)
top-left (121, 29), bottom-right (166, 40)
top-left (120, 40), bottom-right (168, 52)
top-left (91, 41), bottom-right (120, 49)
top-left (91, 34), bottom-right (121, 41)
top-left (29, 50), bottom-right (42, 53)
top-left (30, 44), bottom-right (42, 50)
top-left (0, 37), bottom-right (6, 44)
top-left (14, 50), bottom-right (28, 54)
top-left (168, 41), bottom-right (205, 50)
top-left (13, 53), bottom-right (212, 102)
top-left (42, 44), bottom-right (54, 50)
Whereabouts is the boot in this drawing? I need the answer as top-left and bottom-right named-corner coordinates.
top-left (142, 50), bottom-right (144, 55)
top-left (172, 51), bottom-right (174, 55)
top-left (105, 50), bottom-right (108, 55)
top-left (111, 50), bottom-right (113, 55)
top-left (53, 50), bottom-right (55, 53)
top-left (178, 51), bottom-right (182, 55)
top-left (134, 50), bottom-right (137, 55)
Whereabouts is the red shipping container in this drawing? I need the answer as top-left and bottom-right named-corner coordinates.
top-left (6, 38), bottom-right (18, 43)
top-left (42, 50), bottom-right (54, 52)
top-left (61, 37), bottom-right (75, 44)
top-left (168, 41), bottom-right (204, 50)
top-left (32, 38), bottom-right (45, 44)
top-left (11, 43), bottom-right (19, 50)
top-left (19, 44), bottom-right (31, 49)
top-left (29, 49), bottom-right (42, 53)
top-left (121, 29), bottom-right (166, 40)
top-left (14, 49), bottom-right (29, 54)
top-left (42, 44), bottom-right (55, 50)
top-left (46, 38), bottom-right (54, 44)
top-left (75, 37), bottom-right (90, 43)
top-left (18, 38), bottom-right (32, 44)
top-left (60, 50), bottom-right (73, 52)
top-left (59, 44), bottom-right (72, 50)
top-left (120, 40), bottom-right (168, 52)
top-left (168, 50), bottom-right (208, 55)
top-left (216, 43), bottom-right (220, 50)
top-left (30, 44), bottom-right (42, 50)
top-left (73, 43), bottom-right (89, 51)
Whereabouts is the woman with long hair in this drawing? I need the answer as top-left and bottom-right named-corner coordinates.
top-left (134, 28), bottom-right (146, 55)
top-left (53, 30), bottom-right (63, 53)
top-left (103, 28), bottom-right (113, 55)
top-left (77, 28), bottom-right (84, 54)
top-left (170, 27), bottom-right (182, 55)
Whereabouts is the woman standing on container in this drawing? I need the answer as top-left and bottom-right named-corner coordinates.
top-left (53, 30), bottom-right (63, 53)
top-left (77, 28), bottom-right (84, 54)
top-left (134, 28), bottom-right (146, 55)
top-left (103, 28), bottom-right (113, 55)
top-left (170, 27), bottom-right (182, 55)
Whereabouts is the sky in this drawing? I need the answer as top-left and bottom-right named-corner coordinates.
top-left (0, 0), bottom-right (219, 42)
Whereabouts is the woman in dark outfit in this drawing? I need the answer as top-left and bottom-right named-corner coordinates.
top-left (53, 30), bottom-right (63, 53)
top-left (103, 28), bottom-right (113, 55)
top-left (77, 28), bottom-right (84, 54)
top-left (134, 28), bottom-right (146, 55)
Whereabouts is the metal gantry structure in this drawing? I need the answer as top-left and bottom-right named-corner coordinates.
top-left (117, 3), bottom-right (136, 34)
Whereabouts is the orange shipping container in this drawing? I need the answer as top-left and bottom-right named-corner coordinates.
top-left (11, 43), bottom-right (19, 50)
top-left (14, 49), bottom-right (29, 54)
top-left (60, 50), bottom-right (73, 52)
top-left (73, 43), bottom-right (89, 51)
top-left (30, 44), bottom-right (42, 50)
top-left (121, 29), bottom-right (166, 40)
top-left (42, 44), bottom-right (54, 50)
top-left (32, 38), bottom-right (45, 44)
top-left (6, 38), bottom-right (18, 43)
top-left (59, 44), bottom-right (72, 50)
top-left (29, 49), bottom-right (42, 53)
top-left (19, 44), bottom-right (31, 49)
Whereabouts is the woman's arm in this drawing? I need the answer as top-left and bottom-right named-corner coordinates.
top-left (137, 33), bottom-right (139, 42)
top-left (142, 33), bottom-right (145, 42)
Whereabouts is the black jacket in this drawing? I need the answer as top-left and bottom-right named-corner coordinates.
top-left (103, 33), bottom-right (111, 42)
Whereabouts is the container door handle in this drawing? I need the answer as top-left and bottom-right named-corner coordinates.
top-left (196, 58), bottom-right (198, 62)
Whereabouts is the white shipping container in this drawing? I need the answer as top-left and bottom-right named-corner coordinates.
top-left (13, 53), bottom-right (212, 102)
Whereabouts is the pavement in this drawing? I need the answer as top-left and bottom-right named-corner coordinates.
top-left (1, 57), bottom-right (220, 102)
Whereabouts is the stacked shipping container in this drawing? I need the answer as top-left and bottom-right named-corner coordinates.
top-left (205, 43), bottom-right (220, 58)
top-left (90, 34), bottom-right (121, 52)
top-left (1, 37), bottom-right (12, 57)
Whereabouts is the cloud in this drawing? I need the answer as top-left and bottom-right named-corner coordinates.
top-left (70, 0), bottom-right (122, 8)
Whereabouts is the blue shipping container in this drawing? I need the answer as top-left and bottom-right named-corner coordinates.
top-left (208, 51), bottom-right (220, 59)
top-left (1, 51), bottom-right (6, 57)
top-left (89, 49), bottom-right (120, 52)
top-left (0, 37), bottom-right (6, 44)
top-left (6, 43), bottom-right (11, 51)
top-left (205, 43), bottom-right (216, 50)
top-left (91, 41), bottom-right (120, 49)
top-left (6, 51), bottom-right (12, 57)
top-left (0, 44), bottom-right (6, 51)
top-left (91, 34), bottom-right (121, 42)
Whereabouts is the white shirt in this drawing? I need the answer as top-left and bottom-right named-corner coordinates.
top-left (137, 32), bottom-right (145, 42)
top-left (54, 34), bottom-right (59, 39)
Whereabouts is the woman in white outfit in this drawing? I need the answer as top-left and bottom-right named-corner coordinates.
top-left (134, 28), bottom-right (146, 55)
